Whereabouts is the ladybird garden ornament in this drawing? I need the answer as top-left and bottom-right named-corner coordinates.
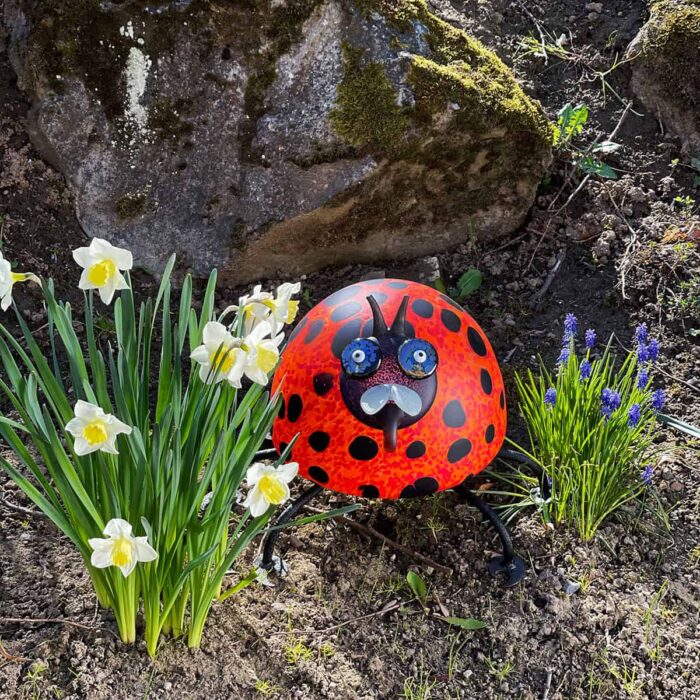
top-left (262, 279), bottom-right (545, 586)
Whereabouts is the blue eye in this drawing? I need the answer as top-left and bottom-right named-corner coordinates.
top-left (341, 338), bottom-right (382, 377)
top-left (398, 338), bottom-right (437, 378)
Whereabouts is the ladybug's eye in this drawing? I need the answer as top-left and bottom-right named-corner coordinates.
top-left (398, 338), bottom-right (437, 379)
top-left (341, 338), bottom-right (382, 378)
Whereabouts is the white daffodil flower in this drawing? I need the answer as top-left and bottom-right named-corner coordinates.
top-left (72, 237), bottom-right (133, 305)
top-left (65, 400), bottom-right (132, 456)
top-left (88, 518), bottom-right (158, 578)
top-left (241, 320), bottom-right (284, 386)
top-left (226, 281), bottom-right (301, 334)
top-left (0, 251), bottom-right (39, 311)
top-left (190, 321), bottom-right (247, 387)
top-left (243, 462), bottom-right (298, 517)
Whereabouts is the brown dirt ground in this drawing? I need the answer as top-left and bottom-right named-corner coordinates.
top-left (1, 1), bottom-right (699, 699)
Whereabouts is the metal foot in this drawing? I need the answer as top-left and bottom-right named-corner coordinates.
top-left (260, 484), bottom-right (323, 572)
top-left (497, 448), bottom-right (551, 499)
top-left (454, 483), bottom-right (526, 588)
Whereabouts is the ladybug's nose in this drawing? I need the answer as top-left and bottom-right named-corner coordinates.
top-left (359, 383), bottom-right (422, 417)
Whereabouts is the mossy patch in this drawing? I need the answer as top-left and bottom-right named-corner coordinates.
top-left (115, 192), bottom-right (148, 219)
top-left (329, 44), bottom-right (409, 150)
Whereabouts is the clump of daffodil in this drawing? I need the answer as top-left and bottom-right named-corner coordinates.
top-left (89, 518), bottom-right (157, 577)
top-left (191, 319), bottom-right (283, 387)
top-left (0, 250), bottom-right (335, 657)
top-left (244, 462), bottom-right (298, 517)
top-left (73, 237), bottom-right (133, 304)
top-left (65, 400), bottom-right (132, 455)
top-left (0, 250), bottom-right (39, 311)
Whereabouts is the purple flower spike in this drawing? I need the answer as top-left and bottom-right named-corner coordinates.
top-left (637, 368), bottom-right (650, 389)
top-left (648, 338), bottom-right (660, 363)
top-left (563, 313), bottom-right (578, 341)
top-left (585, 329), bottom-right (596, 350)
top-left (601, 388), bottom-right (621, 420)
top-left (580, 359), bottom-right (592, 381)
top-left (628, 403), bottom-right (641, 428)
top-left (635, 323), bottom-right (648, 345)
top-left (637, 344), bottom-right (650, 363)
top-left (641, 465), bottom-right (653, 485)
top-left (557, 346), bottom-right (571, 365)
top-left (544, 387), bottom-right (557, 408)
top-left (651, 388), bottom-right (666, 412)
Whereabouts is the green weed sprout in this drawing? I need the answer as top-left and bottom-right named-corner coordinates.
top-left (515, 314), bottom-right (665, 541)
top-left (0, 240), bottom-right (308, 656)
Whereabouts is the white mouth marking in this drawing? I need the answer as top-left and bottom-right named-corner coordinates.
top-left (360, 383), bottom-right (422, 417)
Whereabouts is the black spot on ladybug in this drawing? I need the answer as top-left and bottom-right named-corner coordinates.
top-left (387, 281), bottom-right (408, 289)
top-left (467, 327), bottom-right (487, 356)
top-left (287, 316), bottom-right (308, 343)
top-left (278, 397), bottom-right (286, 420)
top-left (411, 299), bottom-right (433, 318)
top-left (406, 440), bottom-right (426, 459)
top-left (308, 466), bottom-right (329, 484)
top-left (360, 484), bottom-right (380, 498)
top-left (304, 319), bottom-right (324, 345)
top-left (349, 436), bottom-right (379, 461)
top-left (480, 369), bottom-right (493, 395)
top-left (414, 477), bottom-right (439, 495)
top-left (331, 301), bottom-right (362, 322)
top-left (400, 477), bottom-right (439, 498)
top-left (500, 391), bottom-right (505, 410)
top-left (287, 394), bottom-right (303, 422)
top-left (441, 308), bottom-right (461, 333)
top-left (308, 431), bottom-right (330, 452)
top-left (362, 318), bottom-right (415, 338)
top-left (485, 424), bottom-right (495, 443)
top-left (440, 294), bottom-right (465, 312)
top-left (332, 318), bottom-right (363, 358)
top-left (447, 438), bottom-right (472, 463)
top-left (313, 373), bottom-right (334, 396)
top-left (443, 400), bottom-right (466, 428)
top-left (279, 441), bottom-right (290, 457)
top-left (324, 285), bottom-right (362, 307)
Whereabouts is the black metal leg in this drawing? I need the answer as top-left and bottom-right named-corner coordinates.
top-left (453, 482), bottom-right (526, 588)
top-left (497, 448), bottom-right (551, 499)
top-left (261, 484), bottom-right (323, 572)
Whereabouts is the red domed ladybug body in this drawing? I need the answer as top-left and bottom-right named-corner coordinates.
top-left (271, 279), bottom-right (506, 500)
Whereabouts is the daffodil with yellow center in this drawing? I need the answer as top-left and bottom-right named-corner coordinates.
top-left (65, 400), bottom-right (132, 456)
top-left (73, 237), bottom-right (133, 305)
top-left (88, 519), bottom-right (158, 578)
top-left (243, 462), bottom-right (298, 517)
top-left (240, 320), bottom-right (284, 386)
top-left (190, 321), bottom-right (246, 387)
top-left (0, 252), bottom-right (40, 311)
top-left (227, 281), bottom-right (301, 334)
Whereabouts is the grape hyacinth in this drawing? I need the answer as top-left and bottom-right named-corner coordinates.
top-left (637, 343), bottom-right (650, 363)
top-left (641, 465), bottom-right (654, 485)
top-left (580, 359), bottom-right (592, 381)
top-left (651, 388), bottom-right (666, 412)
top-left (563, 313), bottom-right (578, 341)
top-left (601, 388), bottom-right (621, 420)
top-left (557, 346), bottom-right (571, 365)
top-left (585, 328), bottom-right (596, 350)
top-left (637, 367), bottom-right (650, 389)
top-left (635, 323), bottom-right (648, 345)
top-left (648, 338), bottom-right (660, 363)
top-left (628, 403), bottom-right (641, 428)
top-left (544, 387), bottom-right (557, 408)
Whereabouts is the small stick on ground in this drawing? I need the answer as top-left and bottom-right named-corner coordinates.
top-left (530, 249), bottom-right (566, 308)
top-left (305, 506), bottom-right (453, 576)
top-left (543, 669), bottom-right (553, 700)
top-left (0, 617), bottom-right (102, 632)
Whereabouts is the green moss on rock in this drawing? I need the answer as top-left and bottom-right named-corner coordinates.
top-left (115, 192), bottom-right (147, 219)
top-left (329, 44), bottom-right (409, 149)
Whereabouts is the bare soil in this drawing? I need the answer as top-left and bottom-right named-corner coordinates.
top-left (1, 1), bottom-right (699, 699)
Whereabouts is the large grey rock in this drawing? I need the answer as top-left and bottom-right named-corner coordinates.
top-left (3, 0), bottom-right (552, 283)
top-left (628, 1), bottom-right (700, 152)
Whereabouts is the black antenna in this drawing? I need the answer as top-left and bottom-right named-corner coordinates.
top-left (389, 296), bottom-right (409, 336)
top-left (366, 295), bottom-right (388, 336)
